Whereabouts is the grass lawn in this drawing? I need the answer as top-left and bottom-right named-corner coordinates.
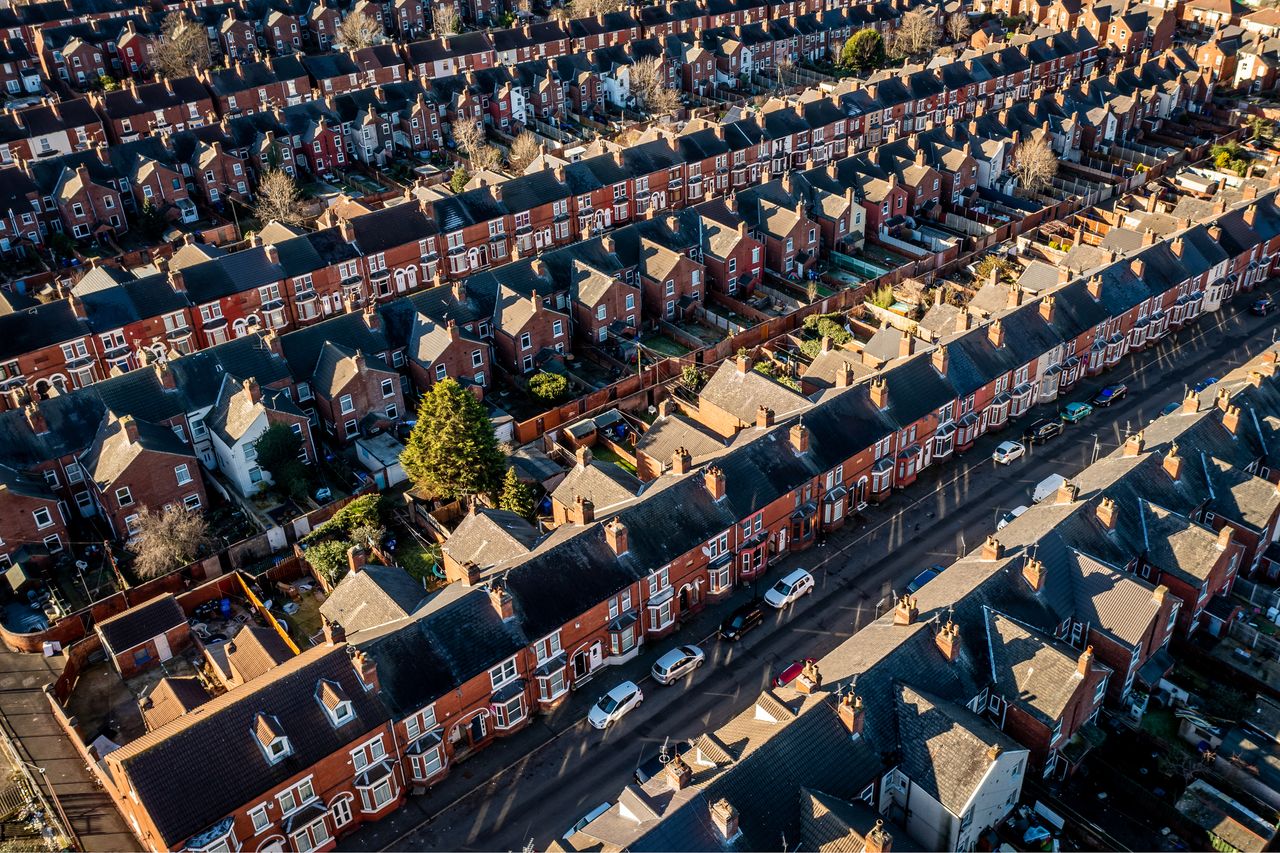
top-left (641, 335), bottom-right (692, 357)
top-left (591, 443), bottom-right (637, 475)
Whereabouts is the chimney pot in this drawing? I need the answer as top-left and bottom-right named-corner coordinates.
top-left (893, 594), bottom-right (919, 625)
top-left (1076, 644), bottom-right (1095, 677)
top-left (935, 619), bottom-right (960, 662)
top-left (1023, 557), bottom-right (1046, 591)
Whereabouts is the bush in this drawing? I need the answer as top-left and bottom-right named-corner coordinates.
top-left (868, 285), bottom-right (895, 309)
top-left (528, 371), bottom-right (570, 402)
top-left (305, 539), bottom-right (353, 586)
top-left (303, 494), bottom-right (382, 545)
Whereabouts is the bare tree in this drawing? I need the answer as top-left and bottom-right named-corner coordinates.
top-left (508, 131), bottom-right (542, 173)
top-left (152, 12), bottom-right (211, 79)
top-left (776, 57), bottom-right (796, 91)
top-left (946, 11), bottom-right (971, 43)
top-left (255, 168), bottom-right (306, 227)
top-left (336, 10), bottom-right (384, 49)
top-left (129, 506), bottom-right (213, 580)
top-left (1011, 136), bottom-right (1058, 195)
top-left (548, 4), bottom-right (571, 21)
top-left (630, 55), bottom-right (680, 116)
top-left (453, 118), bottom-right (501, 170)
top-left (889, 9), bottom-right (940, 58)
top-left (567, 0), bottom-right (625, 16)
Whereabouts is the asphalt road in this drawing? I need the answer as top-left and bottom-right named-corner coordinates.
top-left (343, 294), bottom-right (1280, 853)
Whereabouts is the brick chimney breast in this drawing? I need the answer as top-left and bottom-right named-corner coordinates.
top-left (605, 518), bottom-right (628, 556)
top-left (893, 594), bottom-right (918, 625)
top-left (837, 692), bottom-right (865, 737)
top-left (1223, 404), bottom-right (1242, 435)
top-left (704, 465), bottom-right (726, 499)
top-left (981, 535), bottom-right (1003, 561)
top-left (1076, 644), bottom-right (1094, 677)
top-left (1023, 556), bottom-right (1045, 591)
top-left (1096, 497), bottom-right (1117, 530)
top-left (935, 619), bottom-right (960, 661)
top-left (672, 446), bottom-right (691, 475)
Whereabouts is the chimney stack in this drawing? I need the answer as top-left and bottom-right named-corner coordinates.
top-left (790, 421), bottom-right (809, 454)
top-left (1076, 645), bottom-right (1095, 678)
top-left (756, 405), bottom-right (774, 428)
top-left (22, 404), bottom-right (46, 435)
top-left (704, 465), bottom-right (726, 499)
top-left (1164, 443), bottom-right (1183, 480)
top-left (1123, 431), bottom-right (1144, 456)
top-left (665, 755), bottom-right (692, 791)
top-left (1218, 525), bottom-right (1235, 551)
top-left (865, 820), bottom-right (893, 853)
top-left (353, 649), bottom-right (379, 692)
top-left (1223, 405), bottom-right (1241, 435)
top-left (932, 345), bottom-right (948, 375)
top-left (988, 319), bottom-right (1005, 348)
top-left (736, 352), bottom-right (752, 374)
top-left (836, 361), bottom-right (855, 389)
top-left (935, 619), bottom-right (960, 662)
top-left (575, 445), bottom-right (593, 468)
top-left (1023, 556), bottom-right (1045, 591)
top-left (573, 495), bottom-right (595, 524)
top-left (893, 594), bottom-right (918, 625)
top-left (1087, 274), bottom-right (1102, 300)
top-left (981, 535), bottom-right (1004, 561)
top-left (1181, 388), bottom-right (1198, 414)
top-left (837, 692), bottom-right (865, 738)
top-left (1057, 481), bottom-right (1079, 504)
top-left (1040, 294), bottom-right (1055, 323)
top-left (672, 446), bottom-right (691, 475)
top-left (346, 544), bottom-right (368, 574)
top-left (869, 377), bottom-right (889, 408)
top-left (489, 584), bottom-right (515, 620)
top-left (1096, 497), bottom-right (1117, 530)
top-left (605, 518), bottom-right (629, 555)
top-left (709, 800), bottom-right (739, 842)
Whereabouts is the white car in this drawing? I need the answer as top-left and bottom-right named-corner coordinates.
top-left (588, 681), bottom-right (643, 729)
top-left (997, 505), bottom-right (1028, 530)
top-left (992, 440), bottom-right (1026, 464)
top-left (564, 802), bottom-right (611, 839)
top-left (652, 644), bottom-right (705, 685)
top-left (764, 568), bottom-right (815, 608)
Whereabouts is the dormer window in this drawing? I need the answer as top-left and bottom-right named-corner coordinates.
top-left (254, 713), bottom-right (291, 764)
top-left (317, 679), bottom-right (354, 727)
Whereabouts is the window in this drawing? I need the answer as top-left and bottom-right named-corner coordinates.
top-left (66, 463), bottom-right (82, 484)
top-left (339, 394), bottom-right (355, 414)
top-left (380, 378), bottom-right (395, 398)
top-left (351, 736), bottom-right (387, 773)
top-left (434, 364), bottom-right (447, 381)
top-left (291, 817), bottom-right (330, 853)
top-left (249, 805), bottom-right (270, 834)
top-left (174, 464), bottom-right (192, 486)
top-left (344, 419), bottom-right (359, 439)
top-left (492, 694), bottom-right (525, 729)
top-left (647, 566), bottom-right (670, 597)
top-left (43, 534), bottom-right (62, 553)
top-left (520, 332), bottom-right (532, 351)
top-left (183, 494), bottom-right (202, 511)
top-left (405, 706), bottom-right (438, 741)
top-left (552, 320), bottom-right (563, 338)
top-left (116, 487), bottom-right (133, 507)
top-left (32, 507), bottom-right (52, 529)
top-left (276, 778), bottom-right (316, 816)
top-left (489, 657), bottom-right (518, 690)
top-left (359, 777), bottom-right (396, 813)
top-left (1093, 678), bottom-right (1106, 703)
top-left (534, 631), bottom-right (562, 665)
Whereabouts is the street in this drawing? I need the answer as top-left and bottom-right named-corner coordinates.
top-left (340, 293), bottom-right (1280, 853)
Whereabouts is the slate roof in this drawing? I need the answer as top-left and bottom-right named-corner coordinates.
top-left (223, 624), bottom-right (294, 684)
top-left (97, 594), bottom-right (186, 654)
top-left (699, 358), bottom-right (811, 425)
top-left (82, 413), bottom-right (194, 487)
top-left (984, 609), bottom-right (1104, 727)
top-left (551, 457), bottom-right (642, 513)
top-left (318, 563), bottom-right (429, 634)
top-left (441, 507), bottom-right (540, 571)
top-left (141, 676), bottom-right (210, 731)
top-left (107, 644), bottom-right (389, 847)
top-left (634, 413), bottom-right (726, 469)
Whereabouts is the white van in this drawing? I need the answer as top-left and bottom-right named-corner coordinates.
top-left (1032, 473), bottom-right (1067, 504)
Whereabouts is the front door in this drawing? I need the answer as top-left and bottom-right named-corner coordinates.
top-left (469, 714), bottom-right (487, 745)
top-left (573, 650), bottom-right (590, 679)
top-left (589, 642), bottom-right (603, 669)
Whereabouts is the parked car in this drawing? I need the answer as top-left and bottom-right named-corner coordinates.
top-left (651, 645), bottom-right (705, 685)
top-left (764, 568), bottom-right (815, 608)
top-left (1061, 402), bottom-right (1093, 423)
top-left (634, 740), bottom-right (693, 784)
top-left (564, 803), bottom-right (612, 838)
top-left (1160, 401), bottom-right (1180, 416)
top-left (1022, 418), bottom-right (1064, 445)
top-left (774, 657), bottom-right (817, 687)
top-left (719, 598), bottom-right (766, 640)
top-left (1194, 376), bottom-right (1218, 393)
top-left (1032, 473), bottom-right (1067, 504)
top-left (1252, 295), bottom-right (1276, 316)
top-left (1092, 384), bottom-right (1128, 407)
top-left (588, 681), bottom-right (643, 729)
top-left (905, 564), bottom-right (947, 594)
top-left (997, 505), bottom-right (1028, 530)
top-left (992, 440), bottom-right (1026, 464)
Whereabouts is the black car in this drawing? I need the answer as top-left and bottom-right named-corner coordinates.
top-left (719, 598), bottom-right (766, 640)
top-left (1092, 384), bottom-right (1128, 407)
top-left (634, 740), bottom-right (694, 784)
top-left (1253, 295), bottom-right (1276, 316)
top-left (1021, 418), bottom-right (1063, 445)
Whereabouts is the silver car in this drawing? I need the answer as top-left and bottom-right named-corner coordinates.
top-left (651, 645), bottom-right (705, 685)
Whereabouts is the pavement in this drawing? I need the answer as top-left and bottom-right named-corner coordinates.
top-left (346, 295), bottom-right (1280, 850)
top-left (0, 648), bottom-right (139, 852)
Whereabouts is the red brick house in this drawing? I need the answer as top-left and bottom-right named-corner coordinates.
top-left (81, 413), bottom-right (207, 541)
top-left (491, 285), bottom-right (570, 374)
top-left (0, 460), bottom-right (67, 566)
top-left (52, 163), bottom-right (125, 239)
top-left (568, 260), bottom-right (640, 345)
top-left (93, 77), bottom-right (215, 143)
top-left (405, 313), bottom-right (490, 398)
top-left (305, 342), bottom-right (405, 444)
top-left (95, 594), bottom-right (191, 677)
